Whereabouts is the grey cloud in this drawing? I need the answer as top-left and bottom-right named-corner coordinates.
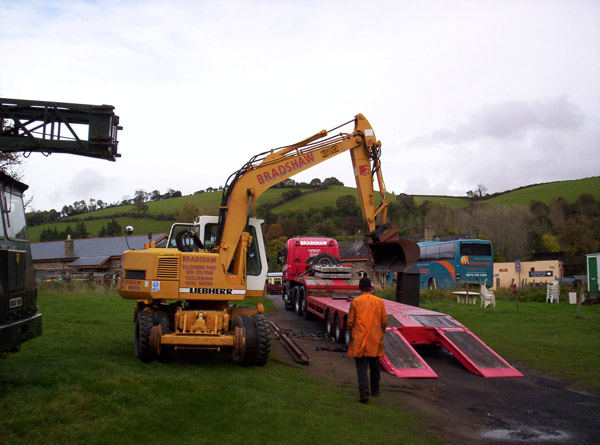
top-left (410, 96), bottom-right (586, 145)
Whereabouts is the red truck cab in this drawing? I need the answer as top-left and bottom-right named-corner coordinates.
top-left (280, 237), bottom-right (340, 284)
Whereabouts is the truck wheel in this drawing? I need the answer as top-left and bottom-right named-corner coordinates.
top-left (232, 315), bottom-right (258, 366)
top-left (293, 288), bottom-right (302, 316)
top-left (252, 313), bottom-right (271, 366)
top-left (299, 287), bottom-right (312, 320)
top-left (135, 310), bottom-right (155, 362)
top-left (325, 311), bottom-right (333, 337)
top-left (283, 283), bottom-right (293, 311)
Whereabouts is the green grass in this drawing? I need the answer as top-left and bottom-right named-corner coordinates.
top-left (420, 298), bottom-right (600, 392)
top-left (0, 288), bottom-right (435, 445)
top-left (413, 195), bottom-right (471, 208)
top-left (486, 176), bottom-right (600, 206)
top-left (28, 217), bottom-right (174, 241)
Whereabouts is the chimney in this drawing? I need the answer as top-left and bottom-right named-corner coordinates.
top-left (65, 235), bottom-right (74, 257)
top-left (424, 226), bottom-right (434, 242)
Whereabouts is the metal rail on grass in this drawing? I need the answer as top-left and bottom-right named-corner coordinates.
top-left (268, 320), bottom-right (311, 365)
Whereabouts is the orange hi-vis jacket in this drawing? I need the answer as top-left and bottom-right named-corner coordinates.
top-left (347, 292), bottom-right (387, 358)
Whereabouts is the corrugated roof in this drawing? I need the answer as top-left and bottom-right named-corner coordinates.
top-left (31, 234), bottom-right (167, 261)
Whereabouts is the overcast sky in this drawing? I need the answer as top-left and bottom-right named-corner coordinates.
top-left (1, 0), bottom-right (599, 212)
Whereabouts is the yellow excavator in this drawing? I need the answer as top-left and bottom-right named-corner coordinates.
top-left (117, 114), bottom-right (419, 365)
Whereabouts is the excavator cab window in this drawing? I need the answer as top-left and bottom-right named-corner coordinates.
top-left (2, 188), bottom-right (28, 240)
top-left (202, 223), bottom-right (219, 249)
top-left (246, 225), bottom-right (261, 276)
top-left (167, 223), bottom-right (198, 249)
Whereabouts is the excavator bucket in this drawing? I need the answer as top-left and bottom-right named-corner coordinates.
top-left (367, 238), bottom-right (421, 272)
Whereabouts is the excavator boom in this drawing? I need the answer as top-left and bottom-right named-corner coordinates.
top-left (1, 98), bottom-right (121, 161)
top-left (216, 114), bottom-right (418, 272)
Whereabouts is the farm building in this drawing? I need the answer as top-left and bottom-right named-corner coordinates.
top-left (492, 260), bottom-right (564, 290)
top-left (31, 234), bottom-right (167, 283)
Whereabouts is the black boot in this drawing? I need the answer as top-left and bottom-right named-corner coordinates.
top-left (359, 385), bottom-right (369, 404)
top-left (371, 385), bottom-right (380, 397)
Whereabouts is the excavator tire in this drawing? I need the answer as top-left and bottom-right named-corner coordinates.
top-left (153, 311), bottom-right (171, 361)
top-left (154, 311), bottom-right (172, 334)
top-left (252, 313), bottom-right (271, 366)
top-left (135, 310), bottom-right (155, 362)
top-left (232, 315), bottom-right (258, 366)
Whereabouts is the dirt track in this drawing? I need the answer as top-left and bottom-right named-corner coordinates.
top-left (266, 294), bottom-right (600, 444)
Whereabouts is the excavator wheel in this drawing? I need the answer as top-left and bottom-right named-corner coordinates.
top-left (153, 311), bottom-right (172, 360)
top-left (135, 310), bottom-right (155, 362)
top-left (252, 313), bottom-right (271, 366)
top-left (232, 315), bottom-right (258, 366)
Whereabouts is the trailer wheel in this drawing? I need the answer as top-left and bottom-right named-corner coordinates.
top-left (342, 315), bottom-right (351, 346)
top-left (334, 313), bottom-right (343, 343)
top-left (252, 313), bottom-right (271, 366)
top-left (325, 311), bottom-right (333, 337)
top-left (232, 315), bottom-right (258, 366)
top-left (135, 310), bottom-right (155, 362)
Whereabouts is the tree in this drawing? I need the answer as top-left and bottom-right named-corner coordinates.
top-left (176, 198), bottom-right (199, 222)
top-left (476, 184), bottom-right (488, 197)
top-left (106, 219), bottom-right (122, 237)
top-left (336, 194), bottom-right (360, 217)
top-left (265, 223), bottom-right (285, 242)
top-left (310, 178), bottom-right (322, 187)
top-left (74, 221), bottom-right (89, 239)
top-left (323, 177), bottom-right (343, 186)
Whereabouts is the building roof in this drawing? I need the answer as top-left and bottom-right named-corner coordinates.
top-left (31, 234), bottom-right (167, 268)
top-left (339, 241), bottom-right (368, 260)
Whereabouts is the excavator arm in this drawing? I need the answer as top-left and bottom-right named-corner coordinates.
top-left (216, 114), bottom-right (419, 273)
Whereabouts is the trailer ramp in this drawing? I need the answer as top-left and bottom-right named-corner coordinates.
top-left (380, 302), bottom-right (523, 379)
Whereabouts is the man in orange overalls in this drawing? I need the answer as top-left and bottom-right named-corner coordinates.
top-left (347, 276), bottom-right (387, 403)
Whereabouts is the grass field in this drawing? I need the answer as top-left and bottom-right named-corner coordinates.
top-left (28, 176), bottom-right (597, 242)
top-left (420, 297), bottom-right (600, 392)
top-left (486, 176), bottom-right (600, 206)
top-left (0, 288), bottom-right (435, 445)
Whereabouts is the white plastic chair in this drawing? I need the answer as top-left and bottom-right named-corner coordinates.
top-left (479, 283), bottom-right (496, 308)
top-left (546, 280), bottom-right (560, 303)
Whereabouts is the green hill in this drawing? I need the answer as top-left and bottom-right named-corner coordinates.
top-left (28, 177), bottom-right (598, 242)
top-left (485, 176), bottom-right (600, 206)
